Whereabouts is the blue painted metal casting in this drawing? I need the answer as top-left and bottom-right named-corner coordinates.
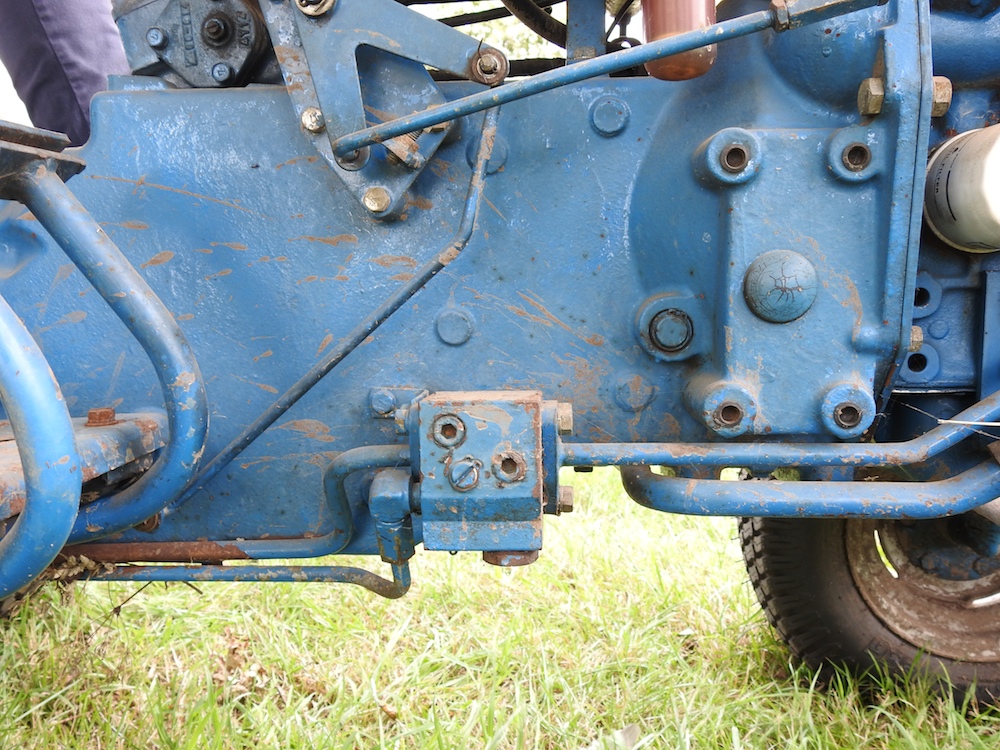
top-left (0, 0), bottom-right (996, 599)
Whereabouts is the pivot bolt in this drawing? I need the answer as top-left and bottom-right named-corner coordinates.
top-left (555, 402), bottom-right (574, 435)
top-left (447, 456), bottom-right (481, 492)
top-left (202, 16), bottom-right (231, 46)
top-left (146, 27), bottom-right (167, 50)
top-left (857, 77), bottom-right (884, 116)
top-left (369, 389), bottom-right (397, 416)
top-left (300, 107), bottom-right (325, 134)
top-left (557, 486), bottom-right (574, 514)
top-left (931, 76), bottom-right (953, 118)
top-left (211, 63), bottom-right (234, 83)
top-left (363, 186), bottom-right (392, 214)
top-left (473, 49), bottom-right (507, 85)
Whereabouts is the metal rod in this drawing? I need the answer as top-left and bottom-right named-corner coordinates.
top-left (0, 292), bottom-right (81, 598)
top-left (331, 9), bottom-right (774, 155)
top-left (88, 561), bottom-right (411, 598)
top-left (14, 167), bottom-right (209, 544)
top-left (170, 107), bottom-right (501, 511)
top-left (620, 461), bottom-right (1000, 519)
top-left (560, 388), bottom-right (1000, 469)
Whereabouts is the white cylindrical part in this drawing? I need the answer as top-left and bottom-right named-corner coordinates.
top-left (924, 125), bottom-right (1000, 253)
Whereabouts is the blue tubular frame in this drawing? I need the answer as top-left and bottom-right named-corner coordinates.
top-left (561, 388), bottom-right (1000, 469)
top-left (0, 293), bottom-right (81, 598)
top-left (619, 461), bottom-right (1000, 518)
top-left (13, 167), bottom-right (208, 543)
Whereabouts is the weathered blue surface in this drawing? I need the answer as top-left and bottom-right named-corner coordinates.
top-left (0, 0), bottom-right (998, 587)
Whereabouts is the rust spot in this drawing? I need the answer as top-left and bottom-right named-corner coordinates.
top-left (390, 273), bottom-right (414, 282)
top-left (299, 275), bottom-right (319, 284)
top-left (140, 250), bottom-right (174, 268)
top-left (278, 419), bottom-right (336, 442)
top-left (288, 234), bottom-right (358, 247)
top-left (373, 254), bottom-right (416, 268)
top-left (584, 334), bottom-right (605, 346)
top-left (204, 269), bottom-right (233, 280)
top-left (274, 155), bottom-right (320, 170)
top-left (316, 333), bottom-right (334, 356)
top-left (209, 242), bottom-right (248, 251)
top-left (177, 313), bottom-right (194, 321)
top-left (405, 196), bottom-right (433, 211)
top-left (253, 350), bottom-right (273, 362)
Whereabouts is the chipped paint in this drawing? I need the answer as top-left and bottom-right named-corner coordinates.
top-left (140, 250), bottom-right (174, 268)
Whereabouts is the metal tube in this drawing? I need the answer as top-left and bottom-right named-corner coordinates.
top-left (0, 293), bottom-right (81, 598)
top-left (14, 167), bottom-right (209, 543)
top-left (560, 388), bottom-right (1000, 469)
top-left (619, 461), bottom-right (1000, 519)
top-left (331, 10), bottom-right (775, 156)
top-left (88, 561), bottom-right (411, 598)
top-left (170, 107), bottom-right (501, 511)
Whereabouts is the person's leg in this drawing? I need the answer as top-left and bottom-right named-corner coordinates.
top-left (0, 0), bottom-right (128, 145)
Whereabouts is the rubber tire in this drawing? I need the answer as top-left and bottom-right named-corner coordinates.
top-left (739, 517), bottom-right (1000, 704)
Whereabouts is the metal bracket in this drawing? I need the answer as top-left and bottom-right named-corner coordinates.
top-left (261, 0), bottom-right (508, 217)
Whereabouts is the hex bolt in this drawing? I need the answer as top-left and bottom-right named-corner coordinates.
top-left (492, 450), bottom-right (527, 483)
top-left (477, 55), bottom-right (499, 75)
top-left (447, 456), bottom-right (481, 492)
top-left (369, 389), bottom-right (397, 416)
top-left (931, 76), bottom-right (953, 118)
top-left (432, 413), bottom-right (466, 448)
top-left (86, 407), bottom-right (118, 427)
top-left (211, 63), bottom-right (234, 83)
top-left (557, 486), bottom-right (574, 514)
top-left (857, 77), bottom-right (884, 116)
top-left (363, 186), bottom-right (392, 214)
top-left (300, 107), bottom-right (325, 134)
top-left (473, 49), bottom-right (507, 85)
top-left (555, 402), bottom-right (574, 435)
top-left (146, 27), bottom-right (168, 50)
top-left (909, 325), bottom-right (924, 353)
top-left (649, 308), bottom-right (693, 353)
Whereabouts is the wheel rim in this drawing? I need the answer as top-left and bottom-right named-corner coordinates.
top-left (846, 518), bottom-right (1000, 662)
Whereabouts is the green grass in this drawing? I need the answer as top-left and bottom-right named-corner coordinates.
top-left (1, 468), bottom-right (999, 748)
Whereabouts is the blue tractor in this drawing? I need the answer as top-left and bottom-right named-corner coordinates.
top-left (1, 0), bottom-right (999, 700)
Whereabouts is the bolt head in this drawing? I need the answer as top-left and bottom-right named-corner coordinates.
top-left (931, 76), bottom-right (953, 118)
top-left (300, 107), bottom-right (325, 134)
top-left (909, 325), bottom-right (924, 353)
top-left (211, 62), bottom-right (233, 83)
top-left (557, 486), bottom-right (574, 514)
top-left (857, 77), bottom-right (884, 116)
top-left (650, 309), bottom-right (694, 353)
top-left (555, 402), bottom-right (574, 435)
top-left (146, 27), bottom-right (167, 50)
top-left (363, 186), bottom-right (392, 214)
top-left (369, 389), bottom-right (397, 416)
top-left (447, 457), bottom-right (481, 492)
top-left (477, 55), bottom-right (499, 75)
top-left (86, 407), bottom-right (118, 427)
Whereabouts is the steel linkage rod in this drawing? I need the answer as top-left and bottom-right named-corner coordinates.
top-left (331, 0), bottom-right (883, 156)
top-left (169, 107), bottom-right (501, 512)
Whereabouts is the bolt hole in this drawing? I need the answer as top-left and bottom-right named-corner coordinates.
top-left (834, 403), bottom-right (862, 429)
top-left (908, 352), bottom-right (928, 373)
top-left (914, 287), bottom-right (931, 308)
top-left (717, 402), bottom-right (743, 426)
top-left (440, 423), bottom-right (457, 440)
top-left (501, 457), bottom-right (518, 475)
top-left (721, 144), bottom-right (749, 173)
top-left (842, 143), bottom-right (872, 172)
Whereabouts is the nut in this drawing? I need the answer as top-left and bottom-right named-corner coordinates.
top-left (363, 186), bottom-right (392, 214)
top-left (300, 107), bottom-right (325, 134)
top-left (931, 76), bottom-right (953, 118)
top-left (857, 77), bottom-right (885, 117)
top-left (557, 486), bottom-right (574, 514)
top-left (86, 407), bottom-right (118, 427)
top-left (555, 402), bottom-right (574, 435)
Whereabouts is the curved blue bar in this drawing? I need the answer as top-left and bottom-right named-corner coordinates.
top-left (14, 167), bottom-right (209, 543)
top-left (0, 293), bottom-right (81, 598)
top-left (561, 387), bottom-right (1000, 469)
top-left (619, 461), bottom-right (1000, 519)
